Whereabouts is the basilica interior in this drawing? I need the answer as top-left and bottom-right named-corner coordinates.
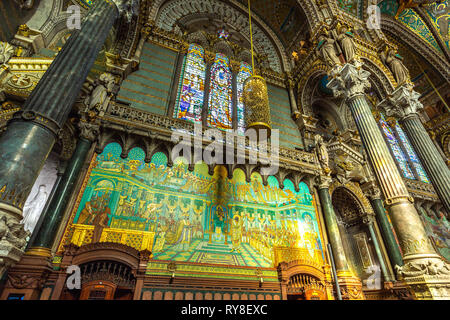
top-left (0, 0), bottom-right (449, 300)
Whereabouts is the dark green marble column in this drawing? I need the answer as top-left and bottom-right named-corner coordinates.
top-left (327, 63), bottom-right (440, 266)
top-left (401, 113), bottom-right (450, 214)
top-left (370, 197), bottom-right (403, 268)
top-left (27, 137), bottom-right (92, 254)
top-left (364, 216), bottom-right (392, 282)
top-left (0, 0), bottom-right (119, 274)
top-left (317, 182), bottom-right (350, 272)
top-left (379, 84), bottom-right (450, 214)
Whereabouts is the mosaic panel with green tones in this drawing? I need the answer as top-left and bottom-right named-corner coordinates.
top-left (117, 42), bottom-right (177, 115)
top-left (268, 84), bottom-right (304, 150)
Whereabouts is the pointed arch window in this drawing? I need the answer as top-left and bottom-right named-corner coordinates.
top-left (236, 62), bottom-right (253, 134)
top-left (207, 53), bottom-right (233, 130)
top-left (174, 44), bottom-right (206, 124)
top-left (173, 43), bottom-right (255, 132)
top-left (378, 114), bottom-right (429, 182)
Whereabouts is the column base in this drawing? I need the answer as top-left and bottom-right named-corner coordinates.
top-left (403, 275), bottom-right (450, 300)
top-left (337, 270), bottom-right (365, 300)
top-left (0, 204), bottom-right (29, 278)
top-left (25, 247), bottom-right (52, 258)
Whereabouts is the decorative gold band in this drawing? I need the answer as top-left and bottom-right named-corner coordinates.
top-left (26, 247), bottom-right (52, 258)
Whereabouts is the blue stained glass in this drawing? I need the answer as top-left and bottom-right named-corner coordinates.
top-left (379, 116), bottom-right (415, 179)
top-left (236, 62), bottom-right (253, 134)
top-left (396, 124), bottom-right (429, 183)
top-left (207, 53), bottom-right (233, 130)
top-left (175, 44), bottom-right (206, 123)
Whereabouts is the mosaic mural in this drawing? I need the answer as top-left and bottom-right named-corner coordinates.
top-left (420, 213), bottom-right (450, 261)
top-left (379, 0), bottom-right (443, 52)
top-left (63, 143), bottom-right (324, 268)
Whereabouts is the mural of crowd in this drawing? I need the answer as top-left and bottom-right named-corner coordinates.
top-left (67, 143), bottom-right (324, 268)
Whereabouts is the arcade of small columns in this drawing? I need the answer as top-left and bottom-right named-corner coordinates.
top-left (0, 0), bottom-right (449, 300)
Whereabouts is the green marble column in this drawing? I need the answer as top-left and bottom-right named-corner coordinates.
top-left (379, 84), bottom-right (450, 213)
top-left (327, 64), bottom-right (433, 260)
top-left (327, 62), bottom-right (445, 277)
top-left (364, 215), bottom-right (392, 282)
top-left (0, 0), bottom-right (120, 275)
top-left (317, 181), bottom-right (350, 272)
top-left (371, 197), bottom-right (403, 268)
top-left (28, 137), bottom-right (92, 254)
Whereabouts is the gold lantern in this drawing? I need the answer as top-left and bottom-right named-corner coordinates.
top-left (243, 0), bottom-right (271, 138)
top-left (243, 75), bottom-right (271, 137)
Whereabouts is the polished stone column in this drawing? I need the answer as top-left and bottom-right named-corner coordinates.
top-left (316, 177), bottom-right (350, 272)
top-left (26, 122), bottom-right (97, 256)
top-left (363, 214), bottom-right (392, 282)
top-left (364, 183), bottom-right (403, 269)
top-left (0, 0), bottom-right (120, 276)
top-left (285, 74), bottom-right (301, 119)
top-left (327, 62), bottom-right (445, 274)
top-left (379, 84), bottom-right (450, 213)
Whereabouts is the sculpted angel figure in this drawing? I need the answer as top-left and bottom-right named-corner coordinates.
top-left (85, 73), bottom-right (115, 112)
top-left (317, 34), bottom-right (341, 68)
top-left (22, 185), bottom-right (48, 233)
top-left (380, 48), bottom-right (410, 85)
top-left (337, 25), bottom-right (356, 63)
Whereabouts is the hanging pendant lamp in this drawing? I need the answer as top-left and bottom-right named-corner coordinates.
top-left (243, 0), bottom-right (271, 138)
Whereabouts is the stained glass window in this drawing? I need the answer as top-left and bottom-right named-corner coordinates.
top-left (236, 62), bottom-right (253, 134)
top-left (207, 53), bottom-right (233, 130)
top-left (217, 29), bottom-right (230, 40)
top-left (379, 115), bottom-right (415, 179)
top-left (174, 44), bottom-right (206, 123)
top-left (396, 124), bottom-right (429, 183)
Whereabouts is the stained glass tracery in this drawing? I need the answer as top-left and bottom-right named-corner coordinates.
top-left (175, 44), bottom-right (206, 123)
top-left (236, 62), bottom-right (253, 134)
top-left (207, 53), bottom-right (233, 130)
top-left (379, 115), bottom-right (415, 179)
top-left (396, 124), bottom-right (429, 183)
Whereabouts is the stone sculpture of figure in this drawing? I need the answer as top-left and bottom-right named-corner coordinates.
top-left (337, 25), bottom-right (356, 63)
top-left (314, 134), bottom-right (330, 174)
top-left (317, 34), bottom-right (341, 68)
top-left (85, 73), bottom-right (115, 113)
top-left (22, 185), bottom-right (48, 233)
top-left (0, 41), bottom-right (16, 65)
top-left (381, 49), bottom-right (410, 85)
